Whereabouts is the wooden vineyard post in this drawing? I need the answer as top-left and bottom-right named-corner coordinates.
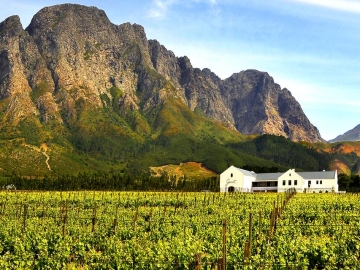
top-left (183, 194), bottom-right (186, 210)
top-left (244, 242), bottom-right (250, 262)
top-left (222, 219), bottom-right (227, 270)
top-left (59, 204), bottom-right (63, 220)
top-left (22, 204), bottom-right (28, 234)
top-left (195, 253), bottom-right (201, 270)
top-left (133, 206), bottom-right (139, 231)
top-left (77, 205), bottom-right (80, 220)
top-left (217, 257), bottom-right (224, 270)
top-left (1, 201), bottom-right (5, 218)
top-left (248, 213), bottom-right (253, 256)
top-left (62, 200), bottom-right (68, 236)
top-left (41, 204), bottom-right (45, 227)
top-left (244, 213), bottom-right (253, 262)
top-left (16, 203), bottom-right (20, 220)
top-left (268, 212), bottom-right (272, 239)
top-left (92, 203), bottom-right (97, 233)
top-left (258, 211), bottom-right (262, 238)
top-left (148, 207), bottom-right (153, 233)
top-left (113, 218), bottom-right (117, 234)
top-left (113, 205), bottom-right (119, 234)
top-left (271, 201), bottom-right (276, 235)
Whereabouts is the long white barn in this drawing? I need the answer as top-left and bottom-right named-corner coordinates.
top-left (220, 166), bottom-right (339, 193)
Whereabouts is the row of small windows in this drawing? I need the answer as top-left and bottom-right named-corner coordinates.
top-left (229, 173), bottom-right (324, 186)
top-left (283, 180), bottom-right (298, 186)
top-left (252, 182), bottom-right (278, 187)
top-left (283, 180), bottom-right (323, 186)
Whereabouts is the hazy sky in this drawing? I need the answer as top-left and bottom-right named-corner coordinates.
top-left (1, 0), bottom-right (359, 140)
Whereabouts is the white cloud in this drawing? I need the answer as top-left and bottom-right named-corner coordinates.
top-left (197, 0), bottom-right (218, 4)
top-left (289, 0), bottom-right (360, 14)
top-left (147, 0), bottom-right (175, 18)
top-left (147, 0), bottom-right (219, 18)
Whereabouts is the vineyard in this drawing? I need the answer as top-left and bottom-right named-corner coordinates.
top-left (0, 191), bottom-right (359, 269)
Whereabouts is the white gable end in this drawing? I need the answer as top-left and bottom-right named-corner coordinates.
top-left (220, 165), bottom-right (256, 192)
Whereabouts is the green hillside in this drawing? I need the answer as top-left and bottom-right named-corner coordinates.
top-left (0, 88), bottom-right (359, 178)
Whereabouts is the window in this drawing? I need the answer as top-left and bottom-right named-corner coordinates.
top-left (288, 180), bottom-right (292, 185)
top-left (275, 182), bottom-right (278, 186)
top-left (231, 173), bottom-right (233, 177)
top-left (283, 180), bottom-right (286, 186)
top-left (320, 180), bottom-right (322, 184)
top-left (294, 180), bottom-right (298, 185)
top-left (267, 182), bottom-right (270, 187)
top-left (289, 173), bottom-right (291, 176)
top-left (316, 180), bottom-right (319, 184)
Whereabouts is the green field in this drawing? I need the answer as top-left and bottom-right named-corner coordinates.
top-left (0, 191), bottom-right (359, 269)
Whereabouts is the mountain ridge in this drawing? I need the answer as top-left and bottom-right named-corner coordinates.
top-left (330, 124), bottom-right (360, 143)
top-left (0, 3), bottom-right (323, 142)
top-left (2, 4), bottom-right (353, 177)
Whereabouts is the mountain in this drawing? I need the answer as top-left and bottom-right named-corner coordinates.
top-left (329, 124), bottom-right (360, 143)
top-left (0, 3), bottom-right (346, 177)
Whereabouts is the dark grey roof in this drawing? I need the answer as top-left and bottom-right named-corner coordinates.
top-left (254, 170), bottom-right (336, 181)
top-left (255, 173), bottom-right (283, 181)
top-left (225, 167), bottom-right (337, 181)
top-left (298, 171), bottom-right (336, 179)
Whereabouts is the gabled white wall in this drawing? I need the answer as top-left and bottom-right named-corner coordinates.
top-left (220, 165), bottom-right (254, 192)
top-left (277, 169), bottom-right (304, 192)
top-left (302, 171), bottom-right (338, 193)
top-left (243, 175), bottom-right (254, 190)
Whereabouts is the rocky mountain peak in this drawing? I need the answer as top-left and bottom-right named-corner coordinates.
top-left (220, 70), bottom-right (323, 142)
top-left (0, 15), bottom-right (23, 38)
top-left (0, 3), bottom-right (324, 143)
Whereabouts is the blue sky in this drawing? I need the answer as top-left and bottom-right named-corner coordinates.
top-left (1, 0), bottom-right (359, 141)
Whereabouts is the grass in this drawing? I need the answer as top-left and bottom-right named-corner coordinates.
top-left (109, 86), bottom-right (123, 101)
top-left (30, 82), bottom-right (50, 101)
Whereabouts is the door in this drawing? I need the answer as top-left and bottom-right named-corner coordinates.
top-left (228, 186), bottom-right (235, 192)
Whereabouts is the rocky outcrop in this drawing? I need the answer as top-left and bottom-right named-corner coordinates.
top-left (0, 3), bottom-right (324, 143)
top-left (219, 70), bottom-right (323, 142)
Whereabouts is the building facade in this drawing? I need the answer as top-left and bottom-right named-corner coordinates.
top-left (220, 166), bottom-right (339, 193)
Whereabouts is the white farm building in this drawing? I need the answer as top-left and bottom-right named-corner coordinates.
top-left (220, 166), bottom-right (338, 193)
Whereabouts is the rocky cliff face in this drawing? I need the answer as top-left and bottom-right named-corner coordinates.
top-left (219, 70), bottom-right (322, 142)
top-left (0, 3), bottom-right (323, 143)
